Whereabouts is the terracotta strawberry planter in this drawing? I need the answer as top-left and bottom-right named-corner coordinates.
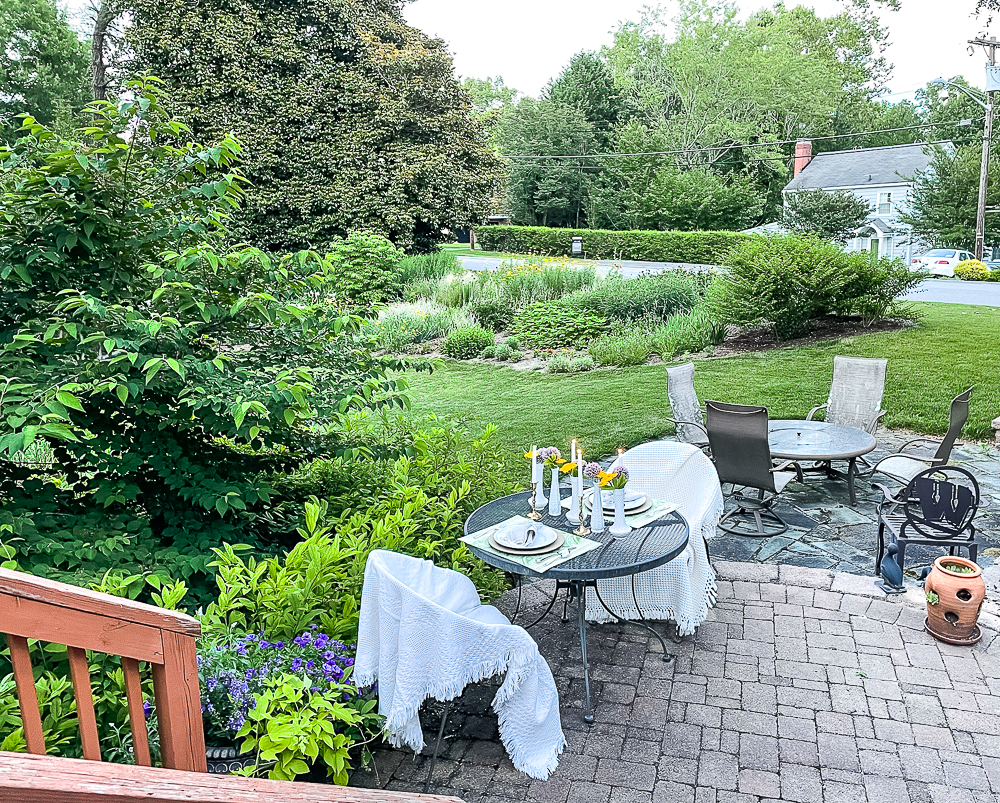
top-left (924, 556), bottom-right (986, 645)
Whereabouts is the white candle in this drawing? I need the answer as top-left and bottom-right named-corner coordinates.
top-left (616, 448), bottom-right (624, 470)
top-left (577, 447), bottom-right (585, 497)
top-left (531, 445), bottom-right (537, 483)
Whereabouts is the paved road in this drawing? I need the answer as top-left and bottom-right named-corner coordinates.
top-left (458, 255), bottom-right (1000, 306)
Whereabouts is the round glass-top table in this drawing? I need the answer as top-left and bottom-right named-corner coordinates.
top-left (768, 420), bottom-right (877, 505)
top-left (465, 490), bottom-right (690, 722)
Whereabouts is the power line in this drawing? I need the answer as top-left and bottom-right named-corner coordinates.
top-left (502, 120), bottom-right (980, 160)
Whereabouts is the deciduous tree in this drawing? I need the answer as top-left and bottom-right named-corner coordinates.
top-left (782, 189), bottom-right (874, 244)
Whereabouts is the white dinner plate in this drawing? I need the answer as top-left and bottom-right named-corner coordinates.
top-left (493, 521), bottom-right (560, 550)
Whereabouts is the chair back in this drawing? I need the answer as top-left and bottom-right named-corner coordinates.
top-left (826, 356), bottom-right (887, 432)
top-left (665, 362), bottom-right (706, 444)
top-left (0, 567), bottom-right (206, 771)
top-left (901, 466), bottom-right (979, 540)
top-left (932, 387), bottom-right (973, 463)
top-left (705, 400), bottom-right (776, 493)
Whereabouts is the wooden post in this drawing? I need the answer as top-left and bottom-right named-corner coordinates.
top-left (151, 631), bottom-right (207, 772)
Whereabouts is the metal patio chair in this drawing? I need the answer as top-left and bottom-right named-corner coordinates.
top-left (665, 362), bottom-right (709, 451)
top-left (874, 465), bottom-right (980, 593)
top-left (871, 387), bottom-right (974, 486)
top-left (706, 400), bottom-right (800, 537)
top-left (807, 356), bottom-right (888, 435)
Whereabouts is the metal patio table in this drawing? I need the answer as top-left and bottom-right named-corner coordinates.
top-left (464, 491), bottom-right (689, 723)
top-left (768, 419), bottom-right (877, 506)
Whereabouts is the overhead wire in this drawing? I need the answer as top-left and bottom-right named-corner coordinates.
top-left (501, 119), bottom-right (982, 160)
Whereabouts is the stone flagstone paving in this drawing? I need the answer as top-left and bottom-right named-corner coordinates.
top-left (350, 561), bottom-right (1000, 803)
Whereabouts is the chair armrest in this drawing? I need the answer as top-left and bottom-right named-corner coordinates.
top-left (771, 460), bottom-right (798, 473)
top-left (806, 403), bottom-right (827, 422)
top-left (898, 436), bottom-right (942, 454)
top-left (666, 417), bottom-right (709, 438)
top-left (865, 409), bottom-right (887, 434)
top-left (872, 482), bottom-right (907, 504)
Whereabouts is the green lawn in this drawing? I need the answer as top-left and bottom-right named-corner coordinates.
top-left (402, 303), bottom-right (1000, 464)
top-left (441, 243), bottom-right (506, 259)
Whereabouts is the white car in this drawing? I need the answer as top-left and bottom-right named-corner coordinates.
top-left (910, 249), bottom-right (975, 277)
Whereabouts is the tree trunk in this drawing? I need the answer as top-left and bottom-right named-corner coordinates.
top-left (91, 0), bottom-right (114, 101)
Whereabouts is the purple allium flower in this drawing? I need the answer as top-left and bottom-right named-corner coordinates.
top-left (613, 466), bottom-right (629, 481)
top-left (583, 461), bottom-right (602, 479)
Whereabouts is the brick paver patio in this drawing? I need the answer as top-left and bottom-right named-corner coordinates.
top-left (351, 561), bottom-right (1000, 803)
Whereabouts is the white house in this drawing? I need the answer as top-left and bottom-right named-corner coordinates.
top-left (781, 139), bottom-right (948, 262)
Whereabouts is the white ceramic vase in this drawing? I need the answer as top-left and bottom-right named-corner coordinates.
top-left (532, 460), bottom-right (547, 508)
top-left (548, 468), bottom-right (562, 517)
top-left (589, 479), bottom-right (605, 533)
top-left (609, 487), bottom-right (631, 537)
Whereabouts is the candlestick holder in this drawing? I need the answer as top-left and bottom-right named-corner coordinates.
top-left (572, 489), bottom-right (590, 536)
top-left (527, 482), bottom-right (542, 520)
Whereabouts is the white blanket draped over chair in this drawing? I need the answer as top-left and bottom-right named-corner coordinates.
top-left (586, 441), bottom-right (724, 635)
top-left (355, 550), bottom-right (565, 780)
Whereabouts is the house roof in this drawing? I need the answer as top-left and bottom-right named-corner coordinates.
top-left (784, 142), bottom-right (945, 192)
top-left (742, 221), bottom-right (790, 236)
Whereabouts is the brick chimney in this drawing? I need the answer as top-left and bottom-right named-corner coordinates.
top-left (793, 139), bottom-right (813, 178)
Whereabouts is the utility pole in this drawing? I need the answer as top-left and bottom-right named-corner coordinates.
top-left (969, 36), bottom-right (998, 262)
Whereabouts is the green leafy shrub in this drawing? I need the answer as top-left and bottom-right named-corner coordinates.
top-left (441, 326), bottom-right (494, 359)
top-left (954, 259), bottom-right (991, 281)
top-left (651, 307), bottom-right (726, 358)
top-left (565, 272), bottom-right (699, 323)
top-left (709, 235), bottom-right (921, 340)
top-left (545, 354), bottom-right (575, 373)
top-left (481, 345), bottom-right (497, 359)
top-left (494, 343), bottom-right (515, 361)
top-left (470, 282), bottom-right (516, 330)
top-left (571, 355), bottom-right (595, 372)
top-left (364, 301), bottom-right (471, 352)
top-left (474, 225), bottom-right (750, 263)
top-left (329, 231), bottom-right (405, 305)
top-left (588, 330), bottom-right (653, 366)
top-left (513, 302), bottom-right (608, 349)
top-left (503, 336), bottom-right (520, 350)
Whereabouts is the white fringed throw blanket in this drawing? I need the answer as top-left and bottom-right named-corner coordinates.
top-left (355, 550), bottom-right (565, 780)
top-left (586, 441), bottom-right (723, 635)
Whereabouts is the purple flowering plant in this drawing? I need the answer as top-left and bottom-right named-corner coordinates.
top-left (539, 446), bottom-right (563, 470)
top-left (197, 626), bottom-right (370, 743)
top-left (583, 461), bottom-right (603, 480)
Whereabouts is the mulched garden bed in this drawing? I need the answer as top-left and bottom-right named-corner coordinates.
top-left (711, 315), bottom-right (916, 357)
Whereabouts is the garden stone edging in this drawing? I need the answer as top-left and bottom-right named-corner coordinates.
top-left (712, 559), bottom-right (1000, 654)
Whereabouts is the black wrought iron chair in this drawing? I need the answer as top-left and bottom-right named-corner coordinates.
top-left (706, 400), bottom-right (799, 537)
top-left (874, 465), bottom-right (980, 594)
top-left (870, 387), bottom-right (974, 486)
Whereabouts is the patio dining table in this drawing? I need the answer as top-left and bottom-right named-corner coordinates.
top-left (768, 419), bottom-right (877, 506)
top-left (464, 490), bottom-right (689, 723)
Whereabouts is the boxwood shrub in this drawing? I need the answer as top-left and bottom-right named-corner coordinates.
top-left (441, 326), bottom-right (494, 359)
top-left (474, 225), bottom-right (750, 264)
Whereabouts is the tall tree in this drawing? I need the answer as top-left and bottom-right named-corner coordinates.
top-left (497, 98), bottom-right (599, 227)
top-left (0, 0), bottom-right (89, 137)
top-left (900, 144), bottom-right (1000, 250)
top-left (124, 0), bottom-right (504, 252)
top-left (544, 51), bottom-right (626, 149)
top-left (782, 189), bottom-right (874, 243)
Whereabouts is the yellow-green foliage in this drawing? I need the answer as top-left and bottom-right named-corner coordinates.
top-left (954, 260), bottom-right (991, 281)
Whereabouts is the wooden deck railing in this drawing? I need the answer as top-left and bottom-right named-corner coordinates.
top-left (0, 567), bottom-right (461, 802)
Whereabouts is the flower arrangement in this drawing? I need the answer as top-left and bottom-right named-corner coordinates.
top-left (539, 446), bottom-right (563, 469)
top-left (583, 461), bottom-right (603, 480)
top-left (560, 458), bottom-right (582, 477)
top-left (598, 465), bottom-right (630, 489)
top-left (197, 627), bottom-right (362, 741)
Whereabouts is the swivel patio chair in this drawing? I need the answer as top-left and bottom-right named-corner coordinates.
top-left (873, 465), bottom-right (980, 594)
top-left (807, 355), bottom-right (888, 434)
top-left (870, 387), bottom-right (974, 486)
top-left (355, 550), bottom-right (564, 788)
top-left (665, 362), bottom-right (709, 451)
top-left (706, 400), bottom-right (800, 537)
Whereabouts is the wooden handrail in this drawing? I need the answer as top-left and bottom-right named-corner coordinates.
top-left (0, 566), bottom-right (206, 772)
top-left (0, 752), bottom-right (465, 802)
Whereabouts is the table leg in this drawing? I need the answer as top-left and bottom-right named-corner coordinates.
top-left (847, 457), bottom-right (858, 507)
top-left (592, 579), bottom-right (673, 663)
top-left (575, 582), bottom-right (595, 725)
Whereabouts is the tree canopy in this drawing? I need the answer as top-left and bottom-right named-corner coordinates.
top-left (123, 0), bottom-right (504, 252)
top-left (0, 0), bottom-right (90, 138)
top-left (783, 189), bottom-right (874, 244)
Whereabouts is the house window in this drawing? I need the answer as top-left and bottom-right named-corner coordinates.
top-left (878, 191), bottom-right (892, 216)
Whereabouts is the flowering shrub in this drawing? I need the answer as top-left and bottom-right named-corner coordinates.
top-left (198, 628), bottom-right (361, 740)
top-left (954, 259), bottom-right (991, 281)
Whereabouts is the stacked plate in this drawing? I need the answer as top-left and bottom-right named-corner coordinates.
top-left (489, 520), bottom-right (565, 555)
top-left (584, 488), bottom-right (651, 515)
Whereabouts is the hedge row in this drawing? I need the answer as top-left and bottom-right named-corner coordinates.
top-left (474, 225), bottom-right (751, 264)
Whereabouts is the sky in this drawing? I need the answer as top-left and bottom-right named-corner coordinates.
top-left (403, 0), bottom-right (993, 101)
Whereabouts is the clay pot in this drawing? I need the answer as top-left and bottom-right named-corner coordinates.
top-left (924, 556), bottom-right (986, 645)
